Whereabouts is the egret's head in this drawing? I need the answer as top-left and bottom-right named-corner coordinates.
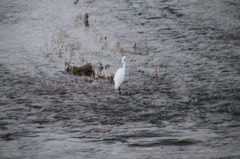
top-left (122, 56), bottom-right (126, 64)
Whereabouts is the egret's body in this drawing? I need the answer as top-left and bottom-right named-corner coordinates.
top-left (114, 56), bottom-right (126, 93)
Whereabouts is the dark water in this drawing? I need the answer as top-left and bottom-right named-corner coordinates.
top-left (1, 0), bottom-right (240, 158)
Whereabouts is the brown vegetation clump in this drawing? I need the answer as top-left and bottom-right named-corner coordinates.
top-left (66, 63), bottom-right (94, 76)
top-left (44, 31), bottom-right (116, 83)
top-left (95, 73), bottom-right (114, 83)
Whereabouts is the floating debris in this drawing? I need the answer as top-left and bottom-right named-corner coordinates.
top-left (94, 62), bottom-right (104, 71)
top-left (105, 64), bottom-right (110, 70)
top-left (73, 0), bottom-right (78, 4)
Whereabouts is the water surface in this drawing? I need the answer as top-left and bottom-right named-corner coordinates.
top-left (0, 0), bottom-right (240, 158)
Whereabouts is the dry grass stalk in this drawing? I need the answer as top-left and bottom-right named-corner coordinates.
top-left (83, 13), bottom-right (89, 27)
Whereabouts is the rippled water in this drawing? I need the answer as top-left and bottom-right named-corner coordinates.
top-left (0, 0), bottom-right (240, 158)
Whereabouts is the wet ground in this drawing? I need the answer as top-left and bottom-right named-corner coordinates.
top-left (0, 0), bottom-right (240, 158)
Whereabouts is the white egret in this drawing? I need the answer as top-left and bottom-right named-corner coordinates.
top-left (114, 56), bottom-right (126, 94)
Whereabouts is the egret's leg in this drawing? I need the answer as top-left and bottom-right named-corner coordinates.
top-left (118, 87), bottom-right (122, 94)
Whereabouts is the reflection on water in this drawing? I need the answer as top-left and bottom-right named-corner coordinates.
top-left (0, 0), bottom-right (240, 158)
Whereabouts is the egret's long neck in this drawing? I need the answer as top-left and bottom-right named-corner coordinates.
top-left (122, 62), bottom-right (126, 70)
